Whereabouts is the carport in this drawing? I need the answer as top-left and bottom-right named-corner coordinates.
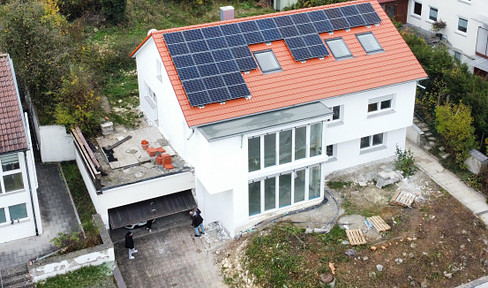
top-left (108, 190), bottom-right (196, 229)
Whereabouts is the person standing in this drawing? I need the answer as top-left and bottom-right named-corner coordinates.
top-left (125, 232), bottom-right (138, 259)
top-left (145, 219), bottom-right (154, 233)
top-left (190, 210), bottom-right (205, 237)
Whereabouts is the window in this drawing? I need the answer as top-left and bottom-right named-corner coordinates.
top-left (309, 166), bottom-right (321, 199)
top-left (368, 96), bottom-right (393, 113)
top-left (0, 154), bottom-right (24, 194)
top-left (264, 134), bottom-right (276, 167)
top-left (356, 33), bottom-right (383, 54)
top-left (279, 130), bottom-right (292, 164)
top-left (476, 27), bottom-right (488, 57)
top-left (310, 123), bottom-right (322, 157)
top-left (0, 208), bottom-right (5, 224)
top-left (326, 144), bottom-right (336, 158)
top-left (332, 106), bottom-right (341, 121)
top-left (294, 169), bottom-right (305, 203)
top-left (458, 18), bottom-right (468, 33)
top-left (429, 7), bottom-right (438, 21)
top-left (265, 178), bottom-right (276, 211)
top-left (454, 51), bottom-right (462, 60)
top-left (9, 203), bottom-right (27, 221)
top-left (413, 2), bottom-right (422, 16)
top-left (360, 133), bottom-right (384, 149)
top-left (279, 174), bottom-right (292, 207)
top-left (295, 127), bottom-right (306, 160)
top-left (248, 137), bottom-right (260, 172)
top-left (326, 38), bottom-right (352, 60)
top-left (254, 50), bottom-right (282, 74)
top-left (248, 182), bottom-right (261, 216)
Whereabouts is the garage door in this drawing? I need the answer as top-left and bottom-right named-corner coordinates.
top-left (108, 190), bottom-right (196, 229)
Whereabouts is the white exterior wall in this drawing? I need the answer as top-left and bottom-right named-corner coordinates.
top-left (0, 151), bottom-right (39, 243)
top-left (39, 125), bottom-right (75, 163)
top-left (134, 40), bottom-right (418, 236)
top-left (406, 0), bottom-right (488, 71)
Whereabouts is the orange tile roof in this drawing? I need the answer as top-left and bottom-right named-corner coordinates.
top-left (131, 0), bottom-right (427, 127)
top-left (0, 54), bottom-right (27, 154)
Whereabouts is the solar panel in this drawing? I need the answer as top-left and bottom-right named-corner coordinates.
top-left (362, 12), bottom-right (381, 25)
top-left (308, 44), bottom-right (329, 57)
top-left (340, 5), bottom-right (360, 16)
top-left (243, 31), bottom-right (265, 45)
top-left (256, 18), bottom-right (277, 30)
top-left (262, 29), bottom-right (282, 42)
top-left (172, 55), bottom-right (195, 69)
top-left (356, 2), bottom-right (375, 14)
top-left (202, 26), bottom-right (223, 39)
top-left (330, 17), bottom-right (350, 30)
top-left (226, 34), bottom-right (246, 47)
top-left (182, 29), bottom-right (204, 41)
top-left (274, 15), bottom-right (293, 27)
top-left (187, 40), bottom-right (208, 53)
top-left (209, 87), bottom-right (231, 102)
top-left (212, 49), bottom-right (233, 61)
top-left (177, 66), bottom-right (200, 81)
top-left (187, 90), bottom-right (211, 107)
top-left (221, 23), bottom-right (241, 35)
top-left (231, 46), bottom-right (252, 59)
top-left (163, 32), bottom-right (184, 44)
top-left (346, 15), bottom-right (366, 27)
top-left (182, 79), bottom-right (205, 93)
top-left (197, 63), bottom-right (220, 77)
top-left (236, 57), bottom-right (257, 71)
top-left (308, 10), bottom-right (328, 22)
top-left (285, 37), bottom-right (306, 49)
top-left (203, 76), bottom-right (226, 90)
top-left (222, 72), bottom-right (244, 86)
top-left (239, 21), bottom-right (259, 33)
top-left (206, 37), bottom-right (228, 50)
top-left (167, 43), bottom-right (189, 56)
top-left (290, 47), bottom-right (312, 61)
top-left (217, 60), bottom-right (239, 73)
top-left (192, 52), bottom-right (214, 65)
top-left (291, 13), bottom-right (311, 25)
top-left (324, 8), bottom-right (343, 19)
top-left (279, 26), bottom-right (300, 38)
top-left (297, 23), bottom-right (316, 35)
top-left (228, 84), bottom-right (250, 99)
top-left (302, 34), bottom-right (323, 46)
top-left (313, 20), bottom-right (334, 33)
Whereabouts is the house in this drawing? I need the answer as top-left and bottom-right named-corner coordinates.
top-left (405, 0), bottom-right (488, 77)
top-left (377, 0), bottom-right (409, 23)
top-left (0, 54), bottom-right (41, 243)
top-left (123, 0), bottom-right (428, 236)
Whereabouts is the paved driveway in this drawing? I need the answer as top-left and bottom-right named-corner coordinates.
top-left (114, 217), bottom-right (227, 288)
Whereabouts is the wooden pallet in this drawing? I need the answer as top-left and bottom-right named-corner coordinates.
top-left (390, 191), bottom-right (416, 207)
top-left (367, 216), bottom-right (391, 232)
top-left (346, 229), bottom-right (367, 246)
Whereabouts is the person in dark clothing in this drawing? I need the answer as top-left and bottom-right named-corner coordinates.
top-left (190, 210), bottom-right (205, 237)
top-left (145, 219), bottom-right (154, 233)
top-left (125, 232), bottom-right (137, 259)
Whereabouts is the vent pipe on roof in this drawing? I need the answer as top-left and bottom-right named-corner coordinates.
top-left (220, 6), bottom-right (234, 21)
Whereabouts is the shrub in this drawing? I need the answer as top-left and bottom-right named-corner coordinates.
top-left (395, 146), bottom-right (416, 176)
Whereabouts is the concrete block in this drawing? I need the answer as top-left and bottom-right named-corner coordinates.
top-left (465, 149), bottom-right (488, 175)
top-left (375, 170), bottom-right (402, 189)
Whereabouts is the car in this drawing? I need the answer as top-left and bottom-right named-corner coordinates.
top-left (124, 219), bottom-right (156, 230)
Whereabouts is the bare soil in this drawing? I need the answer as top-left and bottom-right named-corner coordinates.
top-left (218, 162), bottom-right (488, 287)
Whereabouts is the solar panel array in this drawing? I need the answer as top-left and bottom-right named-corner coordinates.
top-left (163, 2), bottom-right (381, 107)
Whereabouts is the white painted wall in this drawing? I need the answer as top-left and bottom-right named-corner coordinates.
top-left (39, 125), bottom-right (75, 163)
top-left (406, 0), bottom-right (488, 71)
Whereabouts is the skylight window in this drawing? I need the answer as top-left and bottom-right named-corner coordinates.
top-left (254, 50), bottom-right (282, 74)
top-left (356, 33), bottom-right (383, 54)
top-left (325, 38), bottom-right (352, 60)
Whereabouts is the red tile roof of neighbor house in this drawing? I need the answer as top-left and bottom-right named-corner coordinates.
top-left (376, 0), bottom-right (396, 4)
top-left (0, 54), bottom-right (27, 154)
top-left (131, 0), bottom-right (427, 128)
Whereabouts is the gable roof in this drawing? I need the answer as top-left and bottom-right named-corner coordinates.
top-left (0, 54), bottom-right (27, 154)
top-left (131, 0), bottom-right (427, 128)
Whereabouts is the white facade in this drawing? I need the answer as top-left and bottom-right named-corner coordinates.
top-left (406, 0), bottom-right (488, 74)
top-left (132, 39), bottom-right (418, 236)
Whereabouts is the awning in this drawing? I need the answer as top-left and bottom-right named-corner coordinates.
top-left (108, 190), bottom-right (196, 229)
top-left (198, 102), bottom-right (332, 141)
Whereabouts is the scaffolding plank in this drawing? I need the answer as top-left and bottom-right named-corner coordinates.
top-left (367, 216), bottom-right (391, 232)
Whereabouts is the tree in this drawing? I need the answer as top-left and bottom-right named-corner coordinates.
top-left (435, 102), bottom-right (477, 167)
top-left (101, 0), bottom-right (127, 25)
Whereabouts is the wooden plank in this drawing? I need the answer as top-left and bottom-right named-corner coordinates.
top-left (390, 191), bottom-right (416, 207)
top-left (367, 216), bottom-right (391, 232)
top-left (346, 229), bottom-right (367, 246)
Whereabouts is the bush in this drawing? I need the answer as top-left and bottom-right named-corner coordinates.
top-left (395, 146), bottom-right (416, 176)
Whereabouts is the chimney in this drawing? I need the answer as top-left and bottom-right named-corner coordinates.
top-left (220, 6), bottom-right (234, 21)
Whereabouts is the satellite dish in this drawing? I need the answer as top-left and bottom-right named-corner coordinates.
top-left (147, 29), bottom-right (158, 36)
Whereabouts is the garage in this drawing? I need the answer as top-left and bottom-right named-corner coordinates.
top-left (108, 190), bottom-right (196, 229)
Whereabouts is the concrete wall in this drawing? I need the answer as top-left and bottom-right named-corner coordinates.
top-left (407, 123), bottom-right (424, 146)
top-left (29, 214), bottom-right (115, 282)
top-left (39, 125), bottom-right (75, 163)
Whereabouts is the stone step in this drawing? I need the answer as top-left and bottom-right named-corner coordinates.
top-left (1, 265), bottom-right (34, 288)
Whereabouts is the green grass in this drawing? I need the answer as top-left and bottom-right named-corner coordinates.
top-left (36, 264), bottom-right (115, 288)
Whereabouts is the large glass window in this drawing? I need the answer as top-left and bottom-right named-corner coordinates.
top-left (1, 154), bottom-right (20, 171)
top-left (368, 96), bottom-right (393, 113)
top-left (294, 169), bottom-right (305, 203)
top-left (0, 154), bottom-right (24, 194)
top-left (254, 50), bottom-right (282, 74)
top-left (265, 178), bottom-right (276, 211)
top-left (458, 18), bottom-right (468, 33)
top-left (264, 134), bottom-right (276, 167)
top-left (248, 182), bottom-right (261, 216)
top-left (310, 123), bottom-right (322, 157)
top-left (360, 133), bottom-right (385, 149)
top-left (4, 173), bottom-right (24, 192)
top-left (295, 127), bottom-right (306, 160)
top-left (279, 130), bottom-right (292, 164)
top-left (413, 2), bottom-right (422, 16)
top-left (429, 7), bottom-right (438, 21)
top-left (309, 166), bottom-right (321, 199)
top-left (279, 174), bottom-right (292, 207)
top-left (248, 137), bottom-right (261, 172)
top-left (9, 203), bottom-right (27, 220)
top-left (0, 208), bottom-right (5, 224)
top-left (356, 33), bottom-right (383, 54)
top-left (326, 38), bottom-right (353, 60)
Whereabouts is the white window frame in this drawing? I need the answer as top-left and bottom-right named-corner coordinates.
top-left (327, 105), bottom-right (344, 126)
top-left (0, 154), bottom-right (24, 195)
top-left (356, 32), bottom-right (384, 54)
top-left (413, 1), bottom-right (422, 17)
top-left (326, 144), bottom-right (337, 161)
top-left (458, 17), bottom-right (468, 33)
top-left (253, 50), bottom-right (282, 74)
top-left (429, 7), bottom-right (438, 21)
top-left (360, 133), bottom-right (386, 152)
top-left (367, 94), bottom-right (395, 117)
top-left (325, 38), bottom-right (353, 60)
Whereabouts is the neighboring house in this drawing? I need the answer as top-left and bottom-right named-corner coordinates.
top-left (127, 0), bottom-right (428, 236)
top-left (0, 53), bottom-right (41, 243)
top-left (405, 0), bottom-right (488, 77)
top-left (377, 0), bottom-right (409, 23)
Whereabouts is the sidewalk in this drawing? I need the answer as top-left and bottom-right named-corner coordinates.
top-left (406, 141), bottom-right (488, 288)
top-left (0, 163), bottom-right (80, 270)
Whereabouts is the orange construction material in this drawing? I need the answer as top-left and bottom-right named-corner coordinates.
top-left (161, 154), bottom-right (174, 169)
top-left (147, 147), bottom-right (166, 157)
top-left (141, 140), bottom-right (149, 150)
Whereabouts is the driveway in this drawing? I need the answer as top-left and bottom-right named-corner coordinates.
top-left (113, 213), bottom-right (228, 288)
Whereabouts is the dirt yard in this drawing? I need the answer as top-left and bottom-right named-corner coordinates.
top-left (218, 162), bottom-right (488, 287)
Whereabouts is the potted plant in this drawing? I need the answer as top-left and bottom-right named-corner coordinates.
top-left (433, 20), bottom-right (446, 32)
